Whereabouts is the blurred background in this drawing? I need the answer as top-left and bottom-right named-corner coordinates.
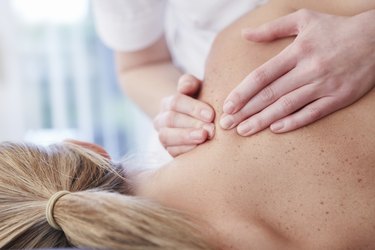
top-left (0, 0), bottom-right (163, 160)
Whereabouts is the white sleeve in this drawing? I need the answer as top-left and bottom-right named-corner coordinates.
top-left (92, 0), bottom-right (166, 52)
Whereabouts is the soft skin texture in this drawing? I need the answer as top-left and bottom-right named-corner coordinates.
top-left (135, 1), bottom-right (375, 249)
top-left (221, 8), bottom-right (375, 136)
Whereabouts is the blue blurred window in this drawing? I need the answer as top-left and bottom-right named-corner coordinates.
top-left (0, 0), bottom-right (153, 159)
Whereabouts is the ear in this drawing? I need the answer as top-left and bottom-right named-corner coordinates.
top-left (64, 139), bottom-right (111, 160)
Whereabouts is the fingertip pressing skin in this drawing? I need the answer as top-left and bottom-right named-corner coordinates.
top-left (224, 9), bottom-right (375, 137)
top-left (156, 74), bottom-right (216, 152)
top-left (202, 123), bottom-right (215, 139)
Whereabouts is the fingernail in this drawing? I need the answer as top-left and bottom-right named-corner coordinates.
top-left (223, 101), bottom-right (235, 114)
top-left (203, 124), bottom-right (215, 139)
top-left (237, 123), bottom-right (253, 136)
top-left (200, 109), bottom-right (213, 121)
top-left (271, 121), bottom-right (284, 132)
top-left (220, 115), bottom-right (234, 129)
top-left (190, 130), bottom-right (204, 140)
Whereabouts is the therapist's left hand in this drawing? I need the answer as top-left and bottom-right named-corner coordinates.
top-left (154, 74), bottom-right (215, 157)
top-left (220, 9), bottom-right (375, 136)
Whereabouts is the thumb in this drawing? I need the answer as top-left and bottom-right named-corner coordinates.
top-left (177, 74), bottom-right (202, 96)
top-left (242, 10), bottom-right (303, 42)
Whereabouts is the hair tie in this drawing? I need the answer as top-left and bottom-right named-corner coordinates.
top-left (46, 190), bottom-right (71, 230)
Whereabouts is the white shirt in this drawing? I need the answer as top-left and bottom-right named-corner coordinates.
top-left (93, 0), bottom-right (267, 79)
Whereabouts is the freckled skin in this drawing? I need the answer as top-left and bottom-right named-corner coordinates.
top-left (138, 1), bottom-right (375, 249)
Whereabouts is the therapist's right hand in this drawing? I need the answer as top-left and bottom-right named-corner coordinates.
top-left (154, 74), bottom-right (215, 157)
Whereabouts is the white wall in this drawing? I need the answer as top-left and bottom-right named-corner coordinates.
top-left (0, 0), bottom-right (26, 140)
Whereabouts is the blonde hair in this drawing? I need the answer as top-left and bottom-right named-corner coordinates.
top-left (0, 141), bottom-right (213, 249)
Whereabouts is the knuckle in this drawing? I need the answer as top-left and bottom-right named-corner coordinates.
top-left (252, 118), bottom-right (264, 130)
top-left (259, 86), bottom-right (276, 103)
top-left (252, 69), bottom-right (268, 85)
top-left (307, 106), bottom-right (322, 121)
top-left (168, 95), bottom-right (181, 110)
top-left (164, 111), bottom-right (176, 127)
top-left (310, 58), bottom-right (328, 75)
top-left (230, 91), bottom-right (245, 108)
top-left (339, 86), bottom-right (356, 100)
top-left (296, 40), bottom-right (313, 56)
top-left (279, 97), bottom-right (295, 113)
top-left (323, 79), bottom-right (340, 93)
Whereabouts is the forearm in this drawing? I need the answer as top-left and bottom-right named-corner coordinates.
top-left (115, 36), bottom-right (182, 118)
top-left (117, 60), bottom-right (181, 119)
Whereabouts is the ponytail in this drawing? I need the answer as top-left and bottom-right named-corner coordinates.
top-left (0, 142), bottom-right (213, 249)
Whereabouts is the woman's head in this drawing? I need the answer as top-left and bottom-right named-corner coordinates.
top-left (0, 141), bottom-right (213, 249)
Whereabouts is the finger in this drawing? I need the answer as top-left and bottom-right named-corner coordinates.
top-left (177, 74), bottom-right (202, 96)
top-left (202, 123), bottom-right (215, 139)
top-left (166, 145), bottom-right (197, 157)
top-left (154, 111), bottom-right (206, 130)
top-left (242, 9), bottom-right (309, 42)
top-left (158, 128), bottom-right (208, 147)
top-left (220, 67), bottom-right (309, 130)
top-left (153, 111), bottom-right (215, 139)
top-left (164, 94), bottom-right (215, 122)
top-left (236, 83), bottom-right (319, 136)
top-left (270, 96), bottom-right (339, 133)
top-left (223, 44), bottom-right (297, 114)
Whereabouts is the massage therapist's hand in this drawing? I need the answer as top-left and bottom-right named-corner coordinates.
top-left (221, 9), bottom-right (375, 136)
top-left (154, 74), bottom-right (215, 157)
